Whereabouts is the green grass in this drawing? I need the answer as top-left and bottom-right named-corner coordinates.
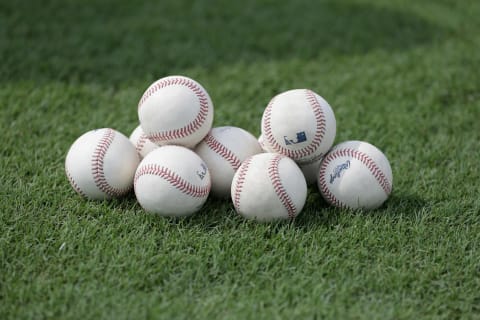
top-left (1, 0), bottom-right (480, 319)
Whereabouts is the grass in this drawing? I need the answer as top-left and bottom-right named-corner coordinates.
top-left (1, 0), bottom-right (480, 319)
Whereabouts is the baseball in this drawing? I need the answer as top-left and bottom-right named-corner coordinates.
top-left (138, 75), bottom-right (214, 148)
top-left (258, 133), bottom-right (323, 185)
top-left (195, 126), bottom-right (263, 198)
top-left (129, 125), bottom-right (159, 158)
top-left (299, 157), bottom-right (322, 185)
top-left (261, 89), bottom-right (336, 164)
top-left (317, 141), bottom-right (393, 210)
top-left (257, 134), bottom-right (268, 152)
top-left (65, 128), bottom-right (140, 200)
top-left (134, 145), bottom-right (211, 216)
top-left (231, 153), bottom-right (307, 221)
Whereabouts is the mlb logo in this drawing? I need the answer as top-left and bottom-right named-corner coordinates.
top-left (284, 131), bottom-right (307, 145)
top-left (295, 131), bottom-right (307, 143)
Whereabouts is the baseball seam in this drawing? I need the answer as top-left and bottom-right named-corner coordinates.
top-left (318, 173), bottom-right (345, 208)
top-left (91, 129), bottom-right (131, 197)
top-left (268, 155), bottom-right (297, 219)
top-left (138, 77), bottom-right (210, 143)
top-left (204, 132), bottom-right (242, 170)
top-left (135, 132), bottom-right (149, 154)
top-left (318, 148), bottom-right (392, 207)
top-left (263, 89), bottom-right (326, 160)
top-left (134, 164), bottom-right (210, 198)
top-left (65, 167), bottom-right (87, 198)
top-left (232, 156), bottom-right (253, 213)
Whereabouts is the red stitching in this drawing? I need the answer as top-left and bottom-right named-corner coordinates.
top-left (134, 163), bottom-right (210, 198)
top-left (135, 132), bottom-right (149, 153)
top-left (263, 89), bottom-right (326, 160)
top-left (318, 165), bottom-right (345, 208)
top-left (268, 154), bottom-right (297, 219)
top-left (65, 167), bottom-right (87, 198)
top-left (318, 147), bottom-right (392, 207)
top-left (91, 129), bottom-right (131, 197)
top-left (138, 77), bottom-right (210, 143)
top-left (232, 156), bottom-right (253, 212)
top-left (204, 132), bottom-right (242, 170)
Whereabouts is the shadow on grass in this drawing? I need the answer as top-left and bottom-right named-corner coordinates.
top-left (1, 0), bottom-right (445, 84)
top-left (98, 188), bottom-right (430, 232)
top-left (380, 192), bottom-right (431, 216)
top-left (69, 183), bottom-right (430, 234)
top-left (99, 192), bottom-right (241, 228)
top-left (294, 189), bottom-right (430, 229)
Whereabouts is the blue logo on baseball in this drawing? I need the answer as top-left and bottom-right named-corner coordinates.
top-left (330, 160), bottom-right (351, 184)
top-left (284, 131), bottom-right (307, 145)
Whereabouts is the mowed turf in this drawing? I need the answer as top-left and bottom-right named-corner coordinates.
top-left (1, 0), bottom-right (480, 319)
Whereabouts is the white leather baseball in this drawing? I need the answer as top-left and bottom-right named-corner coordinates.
top-left (231, 153), bottom-right (307, 221)
top-left (317, 141), bottom-right (393, 210)
top-left (257, 134), bottom-right (268, 152)
top-left (134, 145), bottom-right (211, 216)
top-left (65, 128), bottom-right (140, 200)
top-left (259, 134), bottom-right (322, 185)
top-left (261, 89), bottom-right (336, 164)
top-left (195, 126), bottom-right (263, 198)
top-left (129, 125), bottom-right (159, 158)
top-left (299, 157), bottom-right (322, 185)
top-left (138, 75), bottom-right (214, 148)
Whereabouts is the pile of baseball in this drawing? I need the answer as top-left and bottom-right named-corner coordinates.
top-left (65, 75), bottom-right (393, 221)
